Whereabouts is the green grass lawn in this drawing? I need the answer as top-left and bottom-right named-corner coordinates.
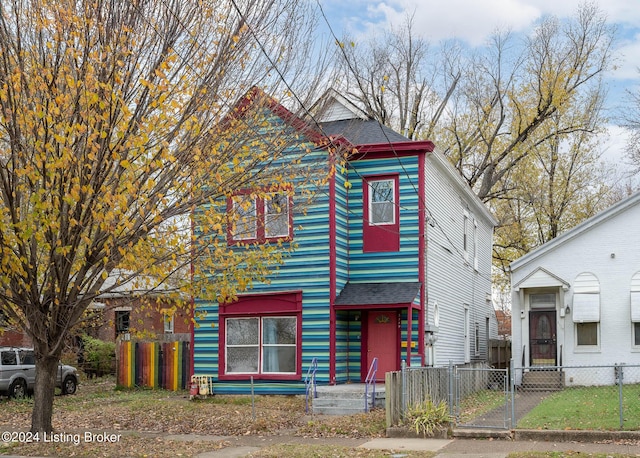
top-left (458, 389), bottom-right (507, 423)
top-left (517, 385), bottom-right (640, 430)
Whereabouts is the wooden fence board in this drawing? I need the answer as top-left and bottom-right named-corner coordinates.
top-left (116, 339), bottom-right (190, 391)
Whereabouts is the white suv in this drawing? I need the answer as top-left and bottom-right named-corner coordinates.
top-left (0, 347), bottom-right (79, 398)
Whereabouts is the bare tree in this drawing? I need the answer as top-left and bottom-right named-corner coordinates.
top-left (335, 13), bottom-right (459, 139)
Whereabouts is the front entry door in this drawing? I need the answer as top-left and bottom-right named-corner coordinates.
top-left (366, 311), bottom-right (399, 381)
top-left (529, 310), bottom-right (557, 366)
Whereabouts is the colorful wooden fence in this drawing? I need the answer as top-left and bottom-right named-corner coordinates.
top-left (116, 340), bottom-right (190, 390)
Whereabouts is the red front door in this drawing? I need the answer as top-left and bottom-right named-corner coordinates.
top-left (366, 311), bottom-right (399, 381)
top-left (529, 310), bottom-right (557, 366)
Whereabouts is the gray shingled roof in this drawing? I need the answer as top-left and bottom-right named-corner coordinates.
top-left (319, 119), bottom-right (409, 145)
top-left (334, 282), bottom-right (421, 306)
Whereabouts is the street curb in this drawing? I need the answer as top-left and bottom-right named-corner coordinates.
top-left (515, 429), bottom-right (640, 443)
top-left (386, 426), bottom-right (449, 439)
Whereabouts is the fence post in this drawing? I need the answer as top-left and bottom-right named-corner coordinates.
top-left (401, 359), bottom-right (407, 418)
top-left (615, 364), bottom-right (624, 429)
top-left (510, 358), bottom-right (515, 429)
top-left (447, 361), bottom-right (454, 419)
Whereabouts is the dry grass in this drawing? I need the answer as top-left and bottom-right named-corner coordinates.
top-left (0, 376), bottom-right (390, 457)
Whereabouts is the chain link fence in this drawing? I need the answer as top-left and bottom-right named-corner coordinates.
top-left (386, 361), bottom-right (640, 431)
top-left (513, 363), bottom-right (640, 430)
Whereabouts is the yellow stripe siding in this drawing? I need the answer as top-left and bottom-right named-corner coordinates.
top-left (149, 343), bottom-right (155, 389)
top-left (172, 342), bottom-right (179, 391)
top-left (126, 341), bottom-right (133, 388)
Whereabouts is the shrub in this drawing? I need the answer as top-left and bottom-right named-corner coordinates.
top-left (81, 335), bottom-right (115, 377)
top-left (404, 399), bottom-right (450, 436)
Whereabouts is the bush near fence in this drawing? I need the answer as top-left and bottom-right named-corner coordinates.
top-left (385, 362), bottom-right (492, 428)
top-left (116, 340), bottom-right (190, 390)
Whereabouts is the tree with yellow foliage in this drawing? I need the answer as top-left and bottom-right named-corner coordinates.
top-left (0, 0), bottom-right (331, 433)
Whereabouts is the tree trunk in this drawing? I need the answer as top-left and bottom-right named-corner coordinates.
top-left (31, 354), bottom-right (59, 433)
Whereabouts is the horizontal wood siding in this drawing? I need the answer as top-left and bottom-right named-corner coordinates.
top-left (347, 157), bottom-right (421, 282)
top-left (193, 130), bottom-right (333, 393)
top-left (334, 171), bottom-right (352, 382)
top-left (425, 154), bottom-right (495, 366)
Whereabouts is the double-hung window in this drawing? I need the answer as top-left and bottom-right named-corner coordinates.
top-left (369, 179), bottom-right (395, 225)
top-left (228, 191), bottom-right (292, 244)
top-left (225, 316), bottom-right (297, 374)
top-left (220, 291), bottom-right (302, 380)
top-left (363, 175), bottom-right (399, 252)
top-left (572, 273), bottom-right (600, 349)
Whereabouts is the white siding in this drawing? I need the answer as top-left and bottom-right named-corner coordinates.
top-left (511, 195), bottom-right (640, 369)
top-left (425, 152), bottom-right (496, 366)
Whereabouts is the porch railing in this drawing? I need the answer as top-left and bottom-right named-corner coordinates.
top-left (364, 357), bottom-right (378, 412)
top-left (304, 357), bottom-right (318, 413)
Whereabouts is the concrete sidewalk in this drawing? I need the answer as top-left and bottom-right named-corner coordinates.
top-left (194, 430), bottom-right (640, 457)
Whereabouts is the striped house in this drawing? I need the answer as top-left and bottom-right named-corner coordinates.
top-left (192, 88), bottom-right (497, 394)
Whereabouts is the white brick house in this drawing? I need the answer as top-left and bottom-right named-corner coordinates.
top-left (510, 192), bottom-right (640, 385)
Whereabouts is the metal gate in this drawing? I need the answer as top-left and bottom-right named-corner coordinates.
top-left (454, 366), bottom-right (511, 429)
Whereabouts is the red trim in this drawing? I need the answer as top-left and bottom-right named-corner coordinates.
top-left (352, 141), bottom-right (435, 157)
top-left (329, 167), bottom-right (337, 384)
top-left (218, 291), bottom-right (303, 381)
top-left (363, 174), bottom-right (400, 252)
top-left (417, 152), bottom-right (426, 366)
top-left (220, 86), bottom-right (353, 151)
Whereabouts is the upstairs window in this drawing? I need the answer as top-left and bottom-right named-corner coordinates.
top-left (228, 190), bottom-right (292, 244)
top-left (232, 195), bottom-right (257, 241)
top-left (369, 179), bottom-right (395, 225)
top-left (363, 175), bottom-right (399, 252)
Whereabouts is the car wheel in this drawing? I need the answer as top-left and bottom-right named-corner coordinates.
top-left (9, 379), bottom-right (27, 399)
top-left (61, 376), bottom-right (77, 395)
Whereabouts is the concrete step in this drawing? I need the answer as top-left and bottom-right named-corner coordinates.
top-left (311, 384), bottom-right (385, 415)
top-left (521, 370), bottom-right (564, 391)
top-left (312, 397), bottom-right (372, 415)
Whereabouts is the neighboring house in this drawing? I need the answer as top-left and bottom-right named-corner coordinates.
top-left (192, 88), bottom-right (497, 394)
top-left (85, 270), bottom-right (191, 342)
top-left (0, 317), bottom-right (32, 347)
top-left (495, 310), bottom-right (512, 340)
top-left (1, 270), bottom-right (189, 358)
top-left (510, 191), bottom-right (640, 385)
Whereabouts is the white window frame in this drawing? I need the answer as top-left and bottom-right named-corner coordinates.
top-left (225, 316), bottom-right (297, 375)
top-left (463, 210), bottom-right (469, 262)
top-left (576, 322), bottom-right (599, 348)
top-left (473, 219), bottom-right (478, 271)
top-left (163, 313), bottom-right (174, 334)
top-left (232, 195), bottom-right (257, 240)
top-left (264, 192), bottom-right (290, 238)
top-left (572, 273), bottom-right (600, 351)
top-left (368, 179), bottom-right (395, 225)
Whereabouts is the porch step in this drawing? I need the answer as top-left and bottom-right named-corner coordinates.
top-left (521, 370), bottom-right (564, 391)
top-left (311, 384), bottom-right (385, 416)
